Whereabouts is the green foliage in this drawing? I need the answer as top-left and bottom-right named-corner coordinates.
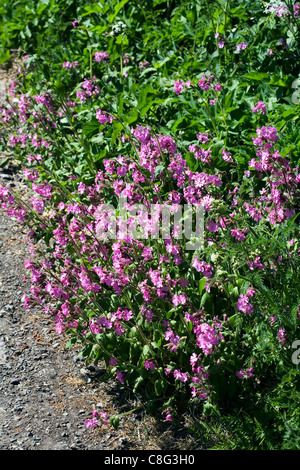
top-left (0, 0), bottom-right (300, 449)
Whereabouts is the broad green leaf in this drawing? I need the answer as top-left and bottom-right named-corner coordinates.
top-left (109, 0), bottom-right (130, 22)
top-left (243, 72), bottom-right (269, 81)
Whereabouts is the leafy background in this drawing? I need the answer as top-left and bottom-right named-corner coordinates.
top-left (0, 0), bottom-right (300, 449)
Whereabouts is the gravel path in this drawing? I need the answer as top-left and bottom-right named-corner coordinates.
top-left (0, 62), bottom-right (198, 451)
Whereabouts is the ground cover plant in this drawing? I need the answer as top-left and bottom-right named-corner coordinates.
top-left (0, 0), bottom-right (300, 449)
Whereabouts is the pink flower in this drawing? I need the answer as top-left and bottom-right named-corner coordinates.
top-left (237, 294), bottom-right (254, 315)
top-left (251, 101), bottom-right (267, 115)
top-left (100, 412), bottom-right (109, 426)
top-left (174, 80), bottom-right (184, 95)
top-left (116, 371), bottom-right (124, 384)
top-left (164, 328), bottom-right (181, 351)
top-left (230, 228), bottom-right (246, 241)
top-left (31, 197), bottom-right (45, 214)
top-left (222, 148), bottom-right (233, 162)
top-left (196, 132), bottom-right (209, 143)
top-left (132, 125), bottom-right (151, 144)
top-left (192, 254), bottom-right (213, 278)
top-left (85, 418), bottom-right (99, 429)
top-left (237, 364), bottom-right (255, 379)
top-left (162, 407), bottom-right (173, 421)
top-left (144, 359), bottom-right (156, 370)
top-left (198, 74), bottom-right (212, 91)
top-left (246, 287), bottom-right (256, 297)
top-left (78, 182), bottom-right (86, 194)
top-left (236, 42), bottom-right (247, 52)
top-left (174, 369), bottom-right (188, 382)
top-left (94, 51), bottom-right (110, 62)
top-left (96, 109), bottom-right (112, 125)
top-left (236, 369), bottom-right (246, 379)
top-left (278, 328), bottom-right (287, 347)
top-left (194, 322), bottom-right (220, 355)
top-left (109, 357), bottom-right (118, 367)
top-left (206, 219), bottom-right (219, 232)
top-left (172, 293), bottom-right (187, 306)
top-left (62, 61), bottom-right (72, 69)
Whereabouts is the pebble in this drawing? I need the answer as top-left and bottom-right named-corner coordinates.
top-left (0, 63), bottom-right (196, 452)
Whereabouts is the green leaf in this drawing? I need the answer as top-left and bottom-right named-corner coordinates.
top-left (110, 415), bottom-right (120, 430)
top-left (137, 85), bottom-right (158, 110)
top-left (203, 402), bottom-right (221, 417)
top-left (0, 157), bottom-right (12, 168)
top-left (82, 119), bottom-right (100, 138)
top-left (269, 75), bottom-right (287, 87)
top-left (142, 345), bottom-right (151, 357)
top-left (154, 378), bottom-right (168, 396)
top-left (65, 336), bottom-right (77, 349)
top-left (109, 0), bottom-right (130, 22)
top-left (243, 72), bottom-right (269, 81)
top-left (81, 343), bottom-right (93, 359)
top-left (153, 165), bottom-right (165, 178)
top-left (83, 4), bottom-right (105, 15)
top-left (133, 376), bottom-right (144, 393)
top-left (199, 278), bottom-right (206, 295)
top-left (129, 342), bottom-right (140, 363)
top-left (0, 49), bottom-right (10, 65)
top-left (200, 291), bottom-right (212, 309)
top-left (229, 314), bottom-right (240, 329)
top-left (111, 121), bottom-right (123, 145)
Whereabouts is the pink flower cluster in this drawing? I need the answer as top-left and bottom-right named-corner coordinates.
top-left (174, 80), bottom-right (191, 94)
top-left (236, 293), bottom-right (254, 315)
top-left (1, 71), bottom-right (299, 424)
top-left (96, 109), bottom-right (113, 125)
top-left (236, 366), bottom-right (254, 379)
top-left (192, 254), bottom-right (213, 278)
top-left (246, 126), bottom-right (299, 226)
top-left (198, 74), bottom-right (215, 91)
top-left (76, 78), bottom-right (100, 102)
top-left (193, 321), bottom-right (222, 355)
top-left (236, 42), bottom-right (247, 52)
top-left (251, 101), bottom-right (267, 115)
top-left (85, 410), bottom-right (109, 428)
top-left (62, 60), bottom-right (78, 69)
top-left (268, 3), bottom-right (290, 16)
